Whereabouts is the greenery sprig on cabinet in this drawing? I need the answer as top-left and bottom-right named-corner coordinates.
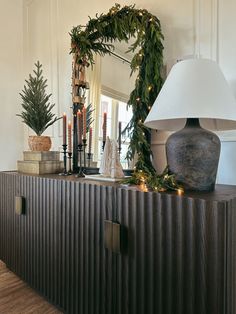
top-left (17, 61), bottom-right (60, 136)
top-left (70, 4), bottom-right (179, 191)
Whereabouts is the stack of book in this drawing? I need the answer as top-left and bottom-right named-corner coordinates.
top-left (17, 151), bottom-right (63, 175)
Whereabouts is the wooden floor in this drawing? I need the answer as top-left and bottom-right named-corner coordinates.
top-left (0, 260), bottom-right (62, 314)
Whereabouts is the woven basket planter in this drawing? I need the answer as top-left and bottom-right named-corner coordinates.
top-left (28, 136), bottom-right (52, 151)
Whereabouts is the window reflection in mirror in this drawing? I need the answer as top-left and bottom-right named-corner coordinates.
top-left (94, 94), bottom-right (132, 169)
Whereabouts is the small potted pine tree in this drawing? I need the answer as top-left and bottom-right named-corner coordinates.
top-left (17, 61), bottom-right (61, 151)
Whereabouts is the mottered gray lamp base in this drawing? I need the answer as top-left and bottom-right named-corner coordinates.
top-left (166, 118), bottom-right (221, 191)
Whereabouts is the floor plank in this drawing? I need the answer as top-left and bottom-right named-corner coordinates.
top-left (0, 260), bottom-right (62, 314)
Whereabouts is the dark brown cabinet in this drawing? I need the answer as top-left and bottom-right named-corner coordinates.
top-left (0, 172), bottom-right (236, 314)
top-left (116, 188), bottom-right (229, 314)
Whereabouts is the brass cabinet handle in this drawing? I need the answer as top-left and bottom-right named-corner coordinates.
top-left (104, 220), bottom-right (121, 253)
top-left (112, 222), bottom-right (121, 253)
top-left (15, 196), bottom-right (26, 215)
top-left (104, 220), bottom-right (113, 251)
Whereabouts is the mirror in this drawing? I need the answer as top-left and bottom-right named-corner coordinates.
top-left (95, 40), bottom-right (136, 169)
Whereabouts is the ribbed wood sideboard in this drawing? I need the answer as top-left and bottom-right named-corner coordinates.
top-left (0, 172), bottom-right (236, 314)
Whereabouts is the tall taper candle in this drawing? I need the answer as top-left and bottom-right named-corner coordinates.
top-left (77, 111), bottom-right (82, 145)
top-left (102, 112), bottom-right (107, 142)
top-left (82, 106), bottom-right (87, 139)
top-left (89, 127), bottom-right (92, 154)
top-left (63, 113), bottom-right (67, 145)
top-left (68, 121), bottom-right (72, 153)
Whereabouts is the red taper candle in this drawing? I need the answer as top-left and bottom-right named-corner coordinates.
top-left (82, 106), bottom-right (87, 140)
top-left (63, 113), bottom-right (67, 145)
top-left (77, 111), bottom-right (82, 145)
top-left (68, 121), bottom-right (72, 152)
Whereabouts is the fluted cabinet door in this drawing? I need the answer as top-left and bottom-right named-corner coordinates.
top-left (0, 173), bottom-right (116, 314)
top-left (63, 181), bottom-right (116, 314)
top-left (17, 175), bottom-right (63, 308)
top-left (17, 176), bottom-right (116, 314)
top-left (116, 188), bottom-right (226, 314)
top-left (0, 172), bottom-right (21, 273)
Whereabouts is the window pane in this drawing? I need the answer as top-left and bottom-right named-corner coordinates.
top-left (95, 94), bottom-right (133, 169)
top-left (118, 101), bottom-right (132, 142)
top-left (118, 101), bottom-right (132, 123)
top-left (99, 95), bottom-right (112, 138)
top-left (120, 143), bottom-right (130, 169)
top-left (100, 95), bottom-right (112, 117)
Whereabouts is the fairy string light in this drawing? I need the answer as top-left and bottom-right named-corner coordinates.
top-left (69, 3), bottom-right (180, 191)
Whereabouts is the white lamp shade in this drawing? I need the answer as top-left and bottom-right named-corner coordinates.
top-left (144, 59), bottom-right (236, 131)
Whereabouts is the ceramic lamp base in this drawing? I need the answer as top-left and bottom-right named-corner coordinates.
top-left (166, 118), bottom-right (221, 191)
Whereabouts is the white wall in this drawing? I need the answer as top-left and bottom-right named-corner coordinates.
top-left (0, 0), bottom-right (24, 171)
top-left (22, 0), bottom-right (195, 148)
top-left (22, 0), bottom-right (236, 184)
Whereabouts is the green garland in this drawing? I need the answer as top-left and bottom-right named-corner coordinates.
top-left (70, 3), bottom-right (180, 191)
top-left (122, 166), bottom-right (182, 192)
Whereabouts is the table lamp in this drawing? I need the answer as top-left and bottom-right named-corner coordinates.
top-left (144, 59), bottom-right (236, 191)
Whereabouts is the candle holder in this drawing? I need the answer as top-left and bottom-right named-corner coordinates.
top-left (68, 152), bottom-right (72, 174)
top-left (118, 143), bottom-right (122, 155)
top-left (76, 143), bottom-right (85, 177)
top-left (59, 144), bottom-right (69, 176)
top-left (87, 152), bottom-right (92, 168)
top-left (102, 140), bottom-right (106, 151)
top-left (82, 138), bottom-right (87, 173)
